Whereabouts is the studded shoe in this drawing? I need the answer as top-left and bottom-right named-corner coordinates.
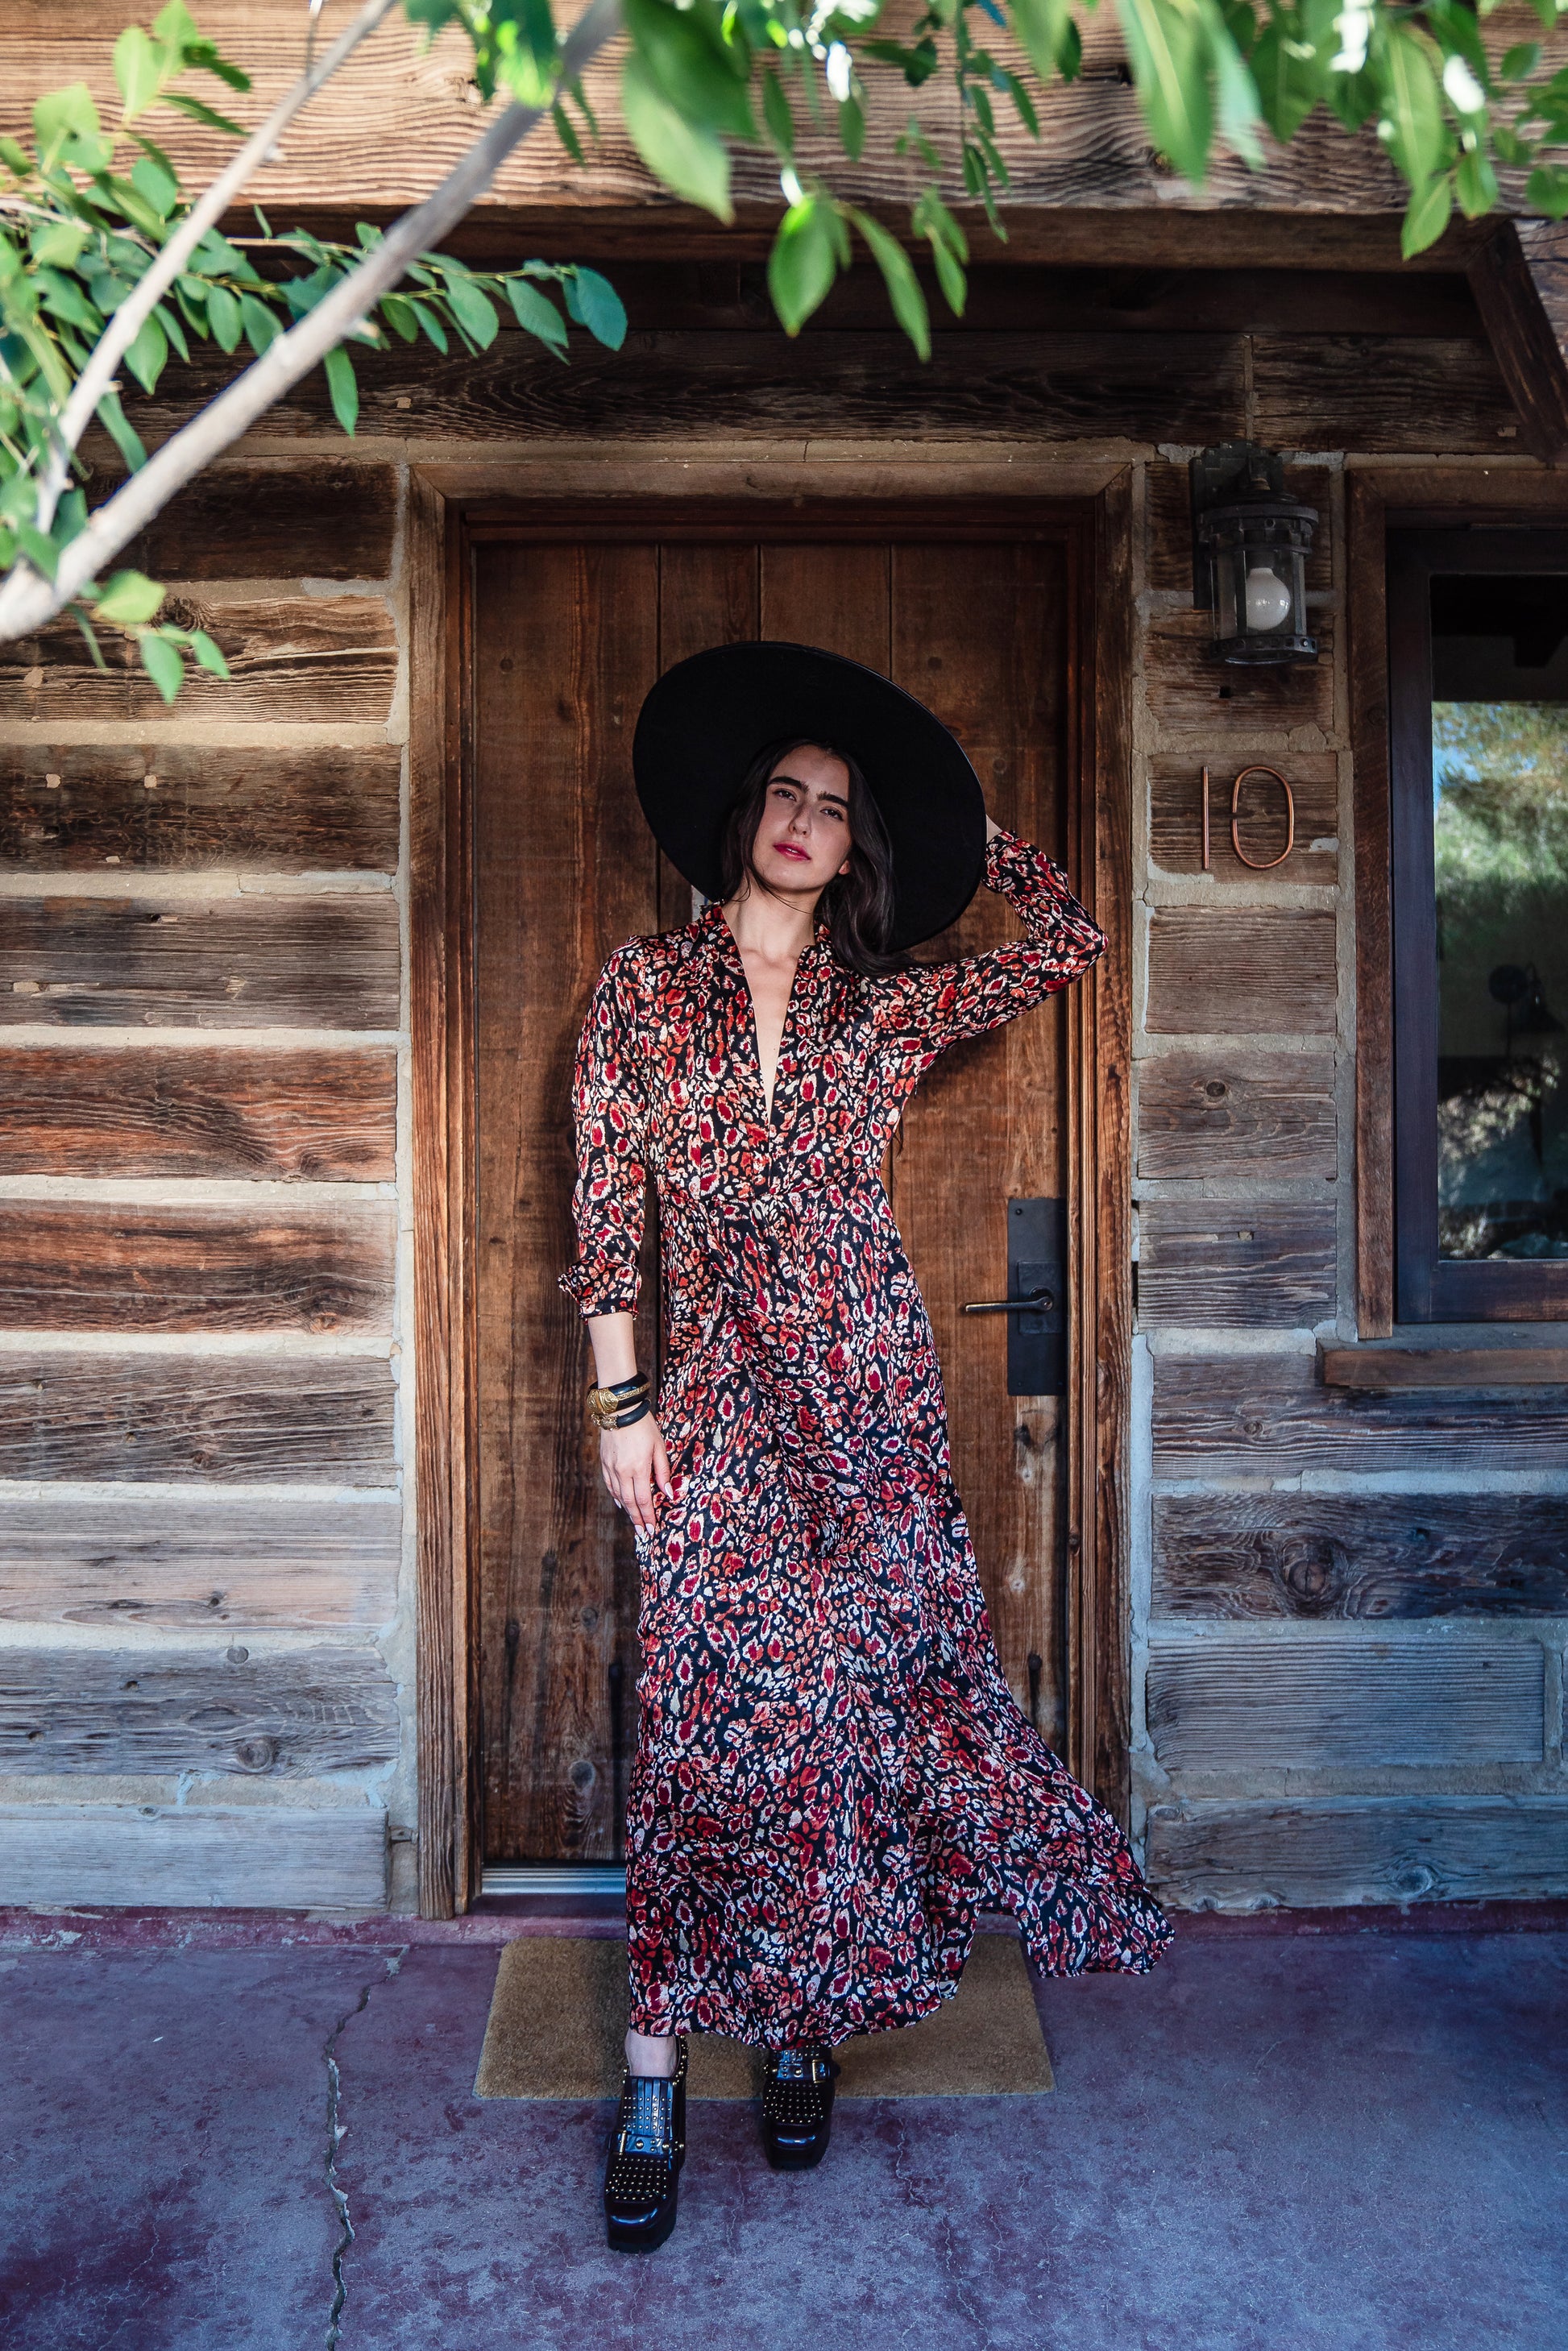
top-left (760, 2044), bottom-right (840, 2171)
top-left (604, 2039), bottom-right (687, 2252)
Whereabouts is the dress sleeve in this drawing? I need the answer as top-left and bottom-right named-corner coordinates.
top-left (558, 947), bottom-right (649, 1319)
top-left (873, 828), bottom-right (1105, 1090)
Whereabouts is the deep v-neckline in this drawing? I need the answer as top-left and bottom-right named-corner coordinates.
top-left (721, 918), bottom-right (810, 1127)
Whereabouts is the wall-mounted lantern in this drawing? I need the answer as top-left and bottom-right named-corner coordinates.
top-left (1191, 442), bottom-right (1318, 666)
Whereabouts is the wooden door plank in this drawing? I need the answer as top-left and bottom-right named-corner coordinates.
top-left (1149, 756), bottom-right (1338, 885)
top-left (0, 1047), bottom-right (396, 1179)
top-left (1136, 1201), bottom-right (1336, 1328)
top-left (0, 745), bottom-right (400, 873)
top-left (1152, 1491), bottom-right (1568, 1620)
top-left (0, 1498), bottom-right (401, 1628)
top-left (1146, 1633), bottom-right (1544, 1768)
top-left (0, 898), bottom-right (400, 1030)
top-left (0, 1355), bottom-right (396, 1482)
top-left (1152, 1353), bottom-right (1568, 1476)
top-left (475, 539), bottom-right (661, 1865)
top-left (888, 538), bottom-right (1068, 1738)
top-left (0, 597), bottom-right (397, 723)
top-left (759, 541), bottom-right (890, 670)
top-left (1147, 1796), bottom-right (1568, 1909)
top-left (0, 1802), bottom-right (389, 1910)
top-left (656, 541), bottom-right (758, 926)
top-left (0, 1204), bottom-right (395, 1333)
top-left (1467, 221), bottom-right (1568, 462)
top-left (1318, 1346), bottom-right (1568, 1391)
top-left (1136, 1048), bottom-right (1337, 1180)
top-left (0, 1647), bottom-right (400, 1775)
top-left (1145, 908), bottom-right (1338, 1035)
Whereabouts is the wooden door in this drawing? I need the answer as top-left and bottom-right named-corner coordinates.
top-left (472, 521), bottom-right (1072, 1868)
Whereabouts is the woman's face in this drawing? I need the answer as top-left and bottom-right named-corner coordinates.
top-left (751, 744), bottom-right (854, 898)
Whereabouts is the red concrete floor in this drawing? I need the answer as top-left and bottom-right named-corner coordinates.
top-left (0, 1907), bottom-right (1563, 2351)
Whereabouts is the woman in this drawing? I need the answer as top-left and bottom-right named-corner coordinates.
top-left (561, 644), bottom-right (1171, 2253)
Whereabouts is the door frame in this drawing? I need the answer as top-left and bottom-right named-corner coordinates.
top-left (408, 458), bottom-right (1136, 1916)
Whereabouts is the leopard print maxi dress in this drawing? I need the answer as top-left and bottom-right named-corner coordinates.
top-left (561, 829), bottom-right (1172, 2047)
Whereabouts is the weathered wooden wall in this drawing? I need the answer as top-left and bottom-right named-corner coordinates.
top-left (0, 442), bottom-right (407, 1911)
top-left (2, 234), bottom-right (1566, 1912)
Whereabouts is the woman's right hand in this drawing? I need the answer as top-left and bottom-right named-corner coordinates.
top-left (599, 1414), bottom-right (673, 1535)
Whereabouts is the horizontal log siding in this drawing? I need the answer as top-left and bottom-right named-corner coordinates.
top-left (0, 446), bottom-right (407, 1912)
top-left (0, 266), bottom-right (1559, 1921)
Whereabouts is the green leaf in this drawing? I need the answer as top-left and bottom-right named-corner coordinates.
top-left (114, 27), bottom-right (164, 122)
top-left (1248, 23), bottom-right (1321, 143)
top-left (491, 0), bottom-right (562, 109)
top-left (31, 220), bottom-right (89, 269)
top-left (138, 630), bottom-right (185, 703)
top-left (205, 280), bottom-right (242, 352)
top-left (620, 50), bottom-right (733, 221)
top-left (323, 345), bottom-right (359, 435)
top-left (507, 276), bottom-right (570, 352)
top-left (1010, 0), bottom-right (1072, 82)
top-left (551, 99), bottom-right (586, 166)
top-left (1500, 42), bottom-right (1541, 79)
top-left (1455, 145), bottom-right (1499, 216)
top-left (124, 310), bottom-right (170, 394)
top-left (1401, 173), bottom-right (1453, 257)
top-left (239, 292), bottom-right (281, 354)
top-left (408, 298), bottom-right (449, 353)
top-left (131, 151), bottom-right (180, 218)
top-left (34, 268), bottom-right (100, 332)
top-left (562, 266), bottom-right (626, 349)
top-left (1118, 0), bottom-right (1213, 184)
top-left (624, 0), bottom-right (756, 139)
top-left (187, 628), bottom-right (230, 679)
top-left (71, 607), bottom-right (109, 671)
top-left (761, 66), bottom-right (794, 155)
top-left (443, 272), bottom-right (500, 348)
top-left (15, 524), bottom-right (60, 581)
top-left (848, 208), bottom-right (931, 360)
top-left (1379, 23), bottom-right (1446, 188)
top-left (163, 90), bottom-right (246, 137)
top-left (929, 232), bottom-right (966, 315)
top-left (1526, 161), bottom-right (1568, 217)
top-left (838, 93), bottom-right (867, 160)
top-left (380, 291), bottom-right (421, 344)
top-left (33, 83), bottom-right (104, 172)
top-left (155, 297), bottom-right (188, 364)
top-left (95, 388), bottom-right (147, 473)
top-left (1202, 0), bottom-right (1265, 168)
top-left (768, 197), bottom-right (841, 335)
top-left (93, 569), bottom-right (165, 625)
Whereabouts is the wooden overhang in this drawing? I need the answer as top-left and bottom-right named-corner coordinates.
top-left (10, 3), bottom-right (1568, 446)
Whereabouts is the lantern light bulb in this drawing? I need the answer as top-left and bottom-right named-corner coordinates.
top-left (1244, 564), bottom-right (1292, 631)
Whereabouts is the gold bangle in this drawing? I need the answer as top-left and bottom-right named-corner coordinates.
top-left (587, 1378), bottom-right (648, 1418)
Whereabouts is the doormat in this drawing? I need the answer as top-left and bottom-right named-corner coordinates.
top-left (473, 1929), bottom-right (1053, 2100)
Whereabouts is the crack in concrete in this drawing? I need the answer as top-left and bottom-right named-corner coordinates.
top-left (323, 1949), bottom-right (406, 2351)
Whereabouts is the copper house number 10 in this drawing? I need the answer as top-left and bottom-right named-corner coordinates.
top-left (1201, 765), bottom-right (1296, 872)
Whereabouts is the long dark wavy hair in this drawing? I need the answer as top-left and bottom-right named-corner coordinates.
top-left (717, 737), bottom-right (906, 976)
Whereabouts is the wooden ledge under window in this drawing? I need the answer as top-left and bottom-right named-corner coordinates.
top-left (1318, 1344), bottom-right (1568, 1391)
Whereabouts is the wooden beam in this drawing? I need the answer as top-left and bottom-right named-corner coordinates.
top-left (1147, 1797), bottom-right (1568, 1910)
top-left (1320, 1345), bottom-right (1568, 1391)
top-left (0, 1802), bottom-right (389, 1910)
top-left (1467, 219), bottom-right (1568, 462)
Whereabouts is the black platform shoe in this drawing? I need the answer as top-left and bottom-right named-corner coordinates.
top-left (604, 2039), bottom-right (687, 2252)
top-left (761, 2045), bottom-right (840, 2171)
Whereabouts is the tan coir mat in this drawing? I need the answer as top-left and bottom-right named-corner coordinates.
top-left (473, 1930), bottom-right (1052, 2100)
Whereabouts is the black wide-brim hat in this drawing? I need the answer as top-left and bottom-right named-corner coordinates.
top-left (633, 641), bottom-right (987, 952)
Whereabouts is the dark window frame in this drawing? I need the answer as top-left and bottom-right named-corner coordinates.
top-left (1388, 526), bottom-right (1568, 1322)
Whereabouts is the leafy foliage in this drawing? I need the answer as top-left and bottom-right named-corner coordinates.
top-left (6, 0), bottom-right (1568, 695)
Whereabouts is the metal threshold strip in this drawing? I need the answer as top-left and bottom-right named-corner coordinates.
top-left (482, 1865), bottom-right (627, 1896)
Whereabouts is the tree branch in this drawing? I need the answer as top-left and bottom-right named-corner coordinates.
top-left (35, 0), bottom-right (402, 538)
top-left (0, 0), bottom-right (624, 645)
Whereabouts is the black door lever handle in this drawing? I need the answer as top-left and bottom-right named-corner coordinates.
top-left (962, 1287), bottom-right (1055, 1316)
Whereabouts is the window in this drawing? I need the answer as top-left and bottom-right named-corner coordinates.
top-left (1388, 532), bottom-right (1568, 1321)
